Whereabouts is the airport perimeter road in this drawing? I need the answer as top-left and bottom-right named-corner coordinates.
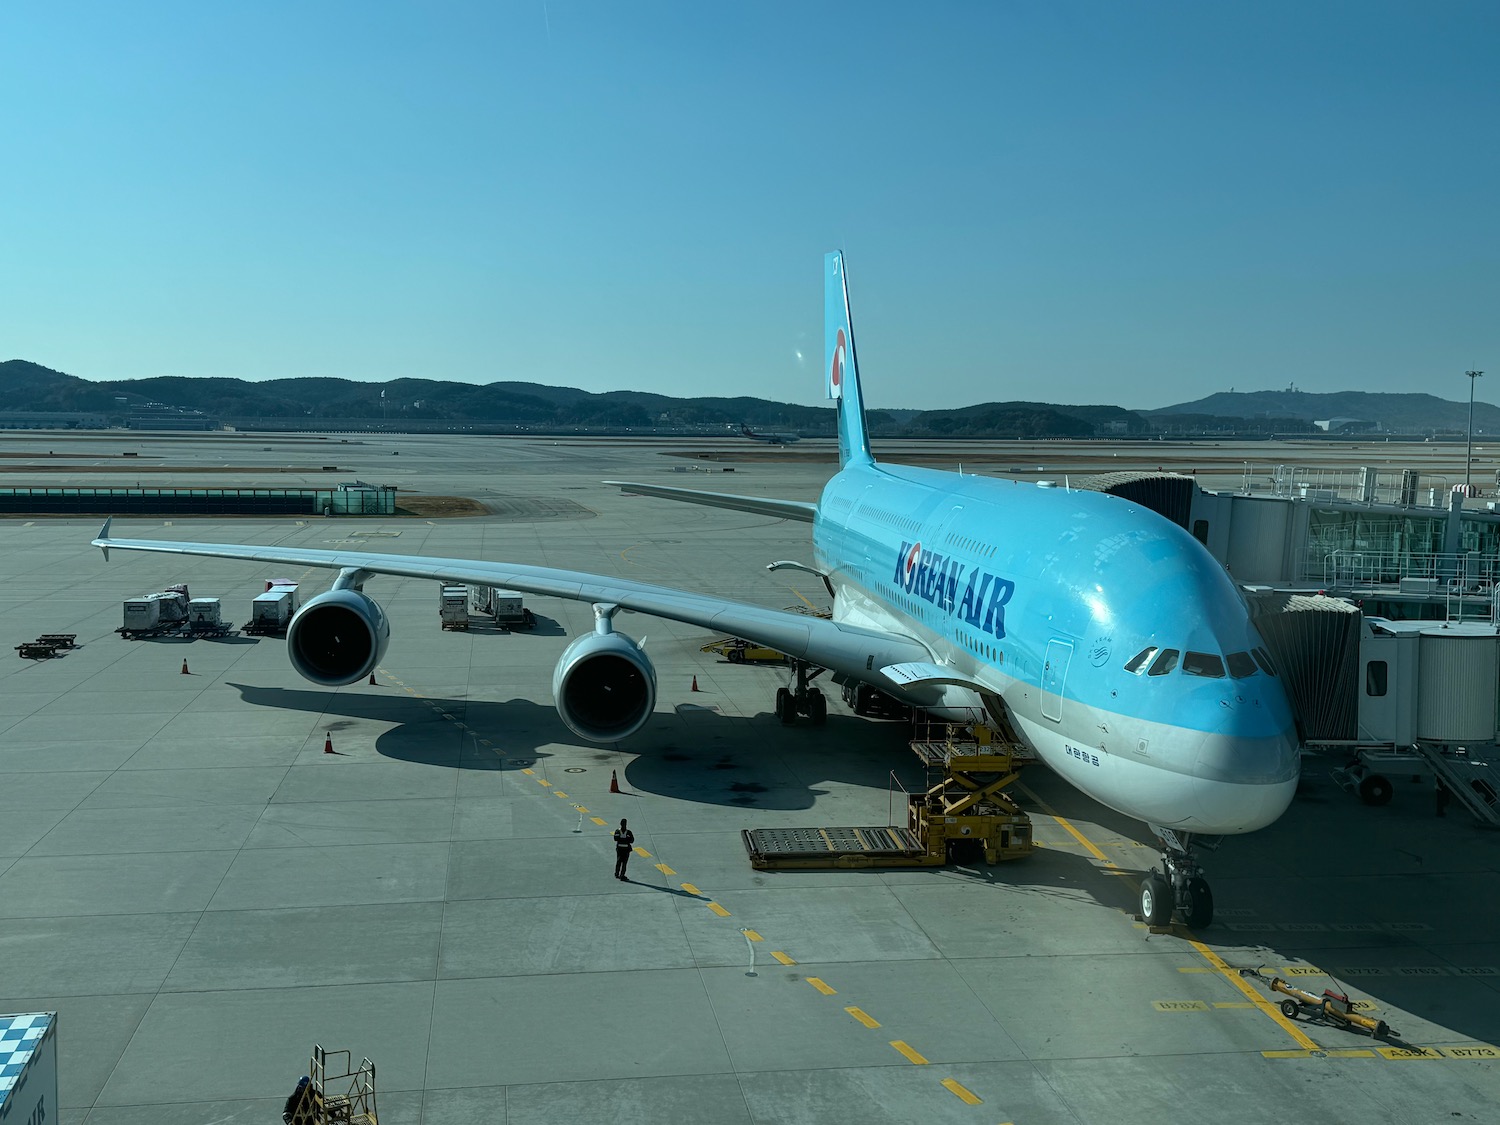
top-left (0, 432), bottom-right (1496, 1124)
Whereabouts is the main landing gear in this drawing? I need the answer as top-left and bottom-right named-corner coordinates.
top-left (1139, 826), bottom-right (1215, 929)
top-left (774, 660), bottom-right (827, 726)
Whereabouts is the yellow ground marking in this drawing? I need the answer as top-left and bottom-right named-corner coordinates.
top-left (654, 863), bottom-right (676, 876)
top-left (575, 805), bottom-right (588, 813)
top-left (1264, 1049), bottom-right (1376, 1059)
top-left (633, 846), bottom-right (651, 857)
top-left (619, 544), bottom-right (642, 564)
top-left (1377, 1046), bottom-right (1443, 1060)
top-left (536, 778), bottom-right (552, 787)
top-left (807, 978), bottom-right (836, 995)
top-left (479, 739), bottom-right (492, 746)
top-left (405, 687), bottom-right (417, 694)
top-left (1190, 940), bottom-right (1321, 1050)
top-left (788, 586), bottom-right (817, 611)
top-left (1441, 1045), bottom-right (1500, 1059)
top-left (844, 1007), bottom-right (880, 1029)
top-left (743, 929), bottom-right (763, 941)
top-left (680, 883), bottom-right (702, 895)
top-left (553, 791), bottom-right (568, 798)
top-left (1018, 790), bottom-right (1322, 1052)
top-left (521, 768), bottom-right (535, 776)
top-left (590, 817), bottom-right (607, 826)
top-left (771, 951), bottom-right (796, 966)
top-left (890, 1041), bottom-right (928, 1065)
top-left (1153, 1001), bottom-right (1210, 1012)
top-left (454, 722), bottom-right (468, 731)
top-left (940, 1078), bottom-right (982, 1105)
top-left (708, 902), bottom-right (731, 917)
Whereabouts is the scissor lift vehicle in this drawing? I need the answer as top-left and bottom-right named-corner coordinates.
top-left (282, 1044), bottom-right (378, 1125)
top-left (743, 723), bottom-right (1036, 869)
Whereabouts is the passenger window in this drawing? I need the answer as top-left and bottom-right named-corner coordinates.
top-left (1366, 660), bottom-right (1388, 697)
top-left (1183, 651), bottom-right (1225, 678)
top-left (1148, 649), bottom-right (1180, 676)
top-left (1226, 651), bottom-right (1257, 678)
top-left (1124, 647), bottom-right (1158, 674)
top-left (1252, 647), bottom-right (1278, 676)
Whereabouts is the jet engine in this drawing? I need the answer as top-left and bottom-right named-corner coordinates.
top-left (286, 589), bottom-right (391, 687)
top-left (552, 630), bottom-right (657, 742)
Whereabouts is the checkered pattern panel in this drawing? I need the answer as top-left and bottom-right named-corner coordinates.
top-left (0, 1013), bottom-right (53, 1098)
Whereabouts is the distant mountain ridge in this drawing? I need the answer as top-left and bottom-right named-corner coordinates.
top-left (1, 359), bottom-right (1494, 436)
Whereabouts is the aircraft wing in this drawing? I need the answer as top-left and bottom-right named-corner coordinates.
top-left (91, 520), bottom-right (928, 681)
top-left (605, 481), bottom-right (817, 523)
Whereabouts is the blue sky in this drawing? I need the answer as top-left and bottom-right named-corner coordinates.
top-left (2, 2), bottom-right (1496, 410)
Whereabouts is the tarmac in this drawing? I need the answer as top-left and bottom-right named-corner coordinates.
top-left (1, 430), bottom-right (1498, 1124)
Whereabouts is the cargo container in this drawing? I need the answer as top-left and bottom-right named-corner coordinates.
top-left (440, 585), bottom-right (470, 630)
top-left (470, 585), bottom-right (534, 630)
top-left (122, 597), bottom-right (162, 633)
top-left (246, 586), bottom-right (297, 635)
top-left (186, 597), bottom-right (231, 636)
top-left (0, 1012), bottom-right (58, 1125)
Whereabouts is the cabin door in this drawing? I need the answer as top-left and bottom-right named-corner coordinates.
top-left (1041, 639), bottom-right (1073, 723)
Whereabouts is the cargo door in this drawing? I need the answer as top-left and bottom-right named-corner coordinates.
top-left (1041, 639), bottom-right (1073, 723)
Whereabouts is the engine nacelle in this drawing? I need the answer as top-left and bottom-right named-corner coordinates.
top-left (286, 589), bottom-right (391, 687)
top-left (552, 630), bottom-right (657, 742)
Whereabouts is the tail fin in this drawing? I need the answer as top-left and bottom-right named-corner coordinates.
top-left (825, 250), bottom-right (874, 467)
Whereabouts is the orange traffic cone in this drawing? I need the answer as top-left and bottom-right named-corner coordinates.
top-left (323, 732), bottom-right (334, 755)
top-left (609, 770), bottom-right (621, 794)
top-left (181, 660), bottom-right (190, 675)
top-left (368, 671), bottom-right (377, 686)
top-left (691, 676), bottom-right (699, 692)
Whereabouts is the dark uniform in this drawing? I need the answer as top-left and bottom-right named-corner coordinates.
top-left (613, 819), bottom-right (635, 880)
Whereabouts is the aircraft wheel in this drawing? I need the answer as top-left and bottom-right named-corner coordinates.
top-left (1140, 874), bottom-right (1172, 927)
top-left (728, 648), bottom-right (744, 664)
top-left (775, 688), bottom-right (796, 725)
top-left (1182, 876), bottom-right (1214, 929)
top-left (1280, 999), bottom-right (1300, 1020)
top-left (851, 684), bottom-right (870, 716)
top-left (807, 689), bottom-right (827, 726)
top-left (1359, 774), bottom-right (1394, 806)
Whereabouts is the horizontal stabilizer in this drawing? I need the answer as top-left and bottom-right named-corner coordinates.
top-left (607, 481), bottom-right (816, 523)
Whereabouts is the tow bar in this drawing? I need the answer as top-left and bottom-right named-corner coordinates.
top-left (1239, 968), bottom-right (1396, 1039)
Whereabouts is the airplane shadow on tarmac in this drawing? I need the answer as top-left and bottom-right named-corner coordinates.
top-left (223, 682), bottom-right (1500, 1047)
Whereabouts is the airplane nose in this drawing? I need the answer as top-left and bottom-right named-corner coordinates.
top-left (1192, 716), bottom-right (1300, 832)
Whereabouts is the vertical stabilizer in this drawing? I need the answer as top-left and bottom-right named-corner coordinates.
top-left (825, 250), bottom-right (874, 467)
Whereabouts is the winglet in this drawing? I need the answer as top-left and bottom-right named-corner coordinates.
top-left (94, 517), bottom-right (112, 561)
top-left (825, 251), bottom-right (874, 467)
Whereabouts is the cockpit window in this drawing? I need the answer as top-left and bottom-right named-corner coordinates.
top-left (1253, 647), bottom-right (1278, 676)
top-left (1226, 651), bottom-right (1257, 678)
top-left (1147, 649), bottom-right (1179, 676)
top-left (1183, 651), bottom-right (1225, 678)
top-left (1125, 647), bottom-right (1158, 674)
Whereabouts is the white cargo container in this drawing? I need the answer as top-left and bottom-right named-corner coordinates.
top-left (187, 598), bottom-right (221, 626)
top-left (440, 585), bottom-right (470, 630)
top-left (471, 586), bottom-right (534, 630)
top-left (249, 587), bottom-right (297, 633)
top-left (0, 1012), bottom-right (58, 1125)
top-left (122, 597), bottom-right (162, 632)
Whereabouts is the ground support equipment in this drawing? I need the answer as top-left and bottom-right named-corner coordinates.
top-left (15, 642), bottom-right (57, 659)
top-left (1329, 742), bottom-right (1500, 826)
top-left (116, 622), bottom-right (185, 639)
top-left (283, 1044), bottom-right (378, 1125)
top-left (186, 620), bottom-right (235, 638)
top-left (239, 621), bottom-right (284, 637)
top-left (494, 606), bottom-right (536, 631)
top-left (700, 636), bottom-right (786, 664)
top-left (1239, 968), bottom-right (1396, 1039)
top-left (742, 724), bottom-right (1035, 870)
top-left (35, 634), bottom-right (77, 649)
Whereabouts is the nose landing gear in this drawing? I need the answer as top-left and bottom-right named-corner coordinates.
top-left (774, 660), bottom-right (827, 726)
top-left (1140, 826), bottom-right (1215, 929)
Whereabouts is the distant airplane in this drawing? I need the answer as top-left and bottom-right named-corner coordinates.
top-left (92, 251), bottom-right (1297, 929)
top-left (739, 424), bottom-right (800, 444)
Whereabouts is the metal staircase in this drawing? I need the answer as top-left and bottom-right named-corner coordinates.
top-left (1413, 744), bottom-right (1500, 828)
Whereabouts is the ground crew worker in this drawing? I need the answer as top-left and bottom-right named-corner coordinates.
top-left (1435, 776), bottom-right (1451, 818)
top-left (613, 818), bottom-right (635, 880)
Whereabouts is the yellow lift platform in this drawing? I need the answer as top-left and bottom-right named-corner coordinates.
top-left (742, 722), bottom-right (1036, 869)
top-left (283, 1044), bottom-right (378, 1125)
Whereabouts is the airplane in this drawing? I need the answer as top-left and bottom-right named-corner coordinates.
top-left (90, 250), bottom-right (1299, 929)
top-left (739, 424), bottom-right (800, 444)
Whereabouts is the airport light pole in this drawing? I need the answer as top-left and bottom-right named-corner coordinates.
top-left (1466, 369), bottom-right (1484, 492)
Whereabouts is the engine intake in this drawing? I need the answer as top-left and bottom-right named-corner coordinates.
top-left (287, 589), bottom-right (391, 687)
top-left (552, 630), bottom-right (656, 742)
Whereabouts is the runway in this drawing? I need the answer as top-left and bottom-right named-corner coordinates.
top-left (1, 431), bottom-right (1497, 1124)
